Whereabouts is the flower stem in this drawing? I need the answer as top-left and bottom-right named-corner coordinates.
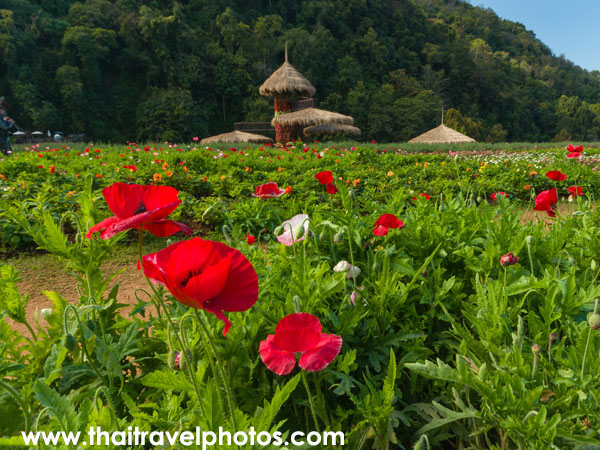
top-left (581, 299), bottom-right (598, 380)
top-left (301, 370), bottom-right (320, 433)
top-left (137, 227), bottom-right (204, 415)
top-left (194, 308), bottom-right (237, 429)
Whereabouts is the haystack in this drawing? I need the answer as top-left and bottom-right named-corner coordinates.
top-left (200, 130), bottom-right (272, 144)
top-left (304, 123), bottom-right (361, 137)
top-left (408, 124), bottom-right (475, 144)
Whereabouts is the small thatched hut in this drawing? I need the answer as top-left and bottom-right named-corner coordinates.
top-left (408, 124), bottom-right (475, 144)
top-left (259, 44), bottom-right (316, 142)
top-left (304, 123), bottom-right (361, 137)
top-left (200, 130), bottom-right (273, 144)
top-left (271, 108), bottom-right (354, 142)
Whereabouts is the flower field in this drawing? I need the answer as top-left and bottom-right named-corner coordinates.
top-left (2, 141), bottom-right (600, 449)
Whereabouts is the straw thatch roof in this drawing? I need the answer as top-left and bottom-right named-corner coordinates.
top-left (271, 108), bottom-right (354, 127)
top-left (259, 46), bottom-right (316, 98)
top-left (408, 124), bottom-right (475, 144)
top-left (304, 123), bottom-right (361, 137)
top-left (200, 130), bottom-right (273, 144)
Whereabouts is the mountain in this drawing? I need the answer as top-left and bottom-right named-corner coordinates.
top-left (1, 0), bottom-right (599, 142)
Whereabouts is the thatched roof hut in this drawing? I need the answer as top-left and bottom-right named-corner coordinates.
top-left (408, 124), bottom-right (475, 144)
top-left (304, 123), bottom-right (361, 137)
top-left (200, 130), bottom-right (273, 144)
top-left (259, 46), bottom-right (316, 98)
top-left (272, 108), bottom-right (354, 128)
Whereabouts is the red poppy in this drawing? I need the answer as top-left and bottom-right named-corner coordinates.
top-left (546, 170), bottom-right (567, 181)
top-left (259, 313), bottom-right (342, 375)
top-left (325, 183), bottom-right (338, 195)
top-left (86, 183), bottom-right (191, 239)
top-left (566, 152), bottom-right (582, 158)
top-left (491, 192), bottom-right (508, 201)
top-left (500, 252), bottom-right (519, 266)
top-left (566, 144), bottom-right (583, 153)
top-left (140, 237), bottom-right (258, 336)
top-left (315, 171), bottom-right (334, 185)
top-left (122, 165), bottom-right (138, 171)
top-left (568, 186), bottom-right (584, 196)
top-left (49, 166), bottom-right (55, 174)
top-left (246, 233), bottom-right (257, 245)
top-left (373, 214), bottom-right (404, 236)
top-left (253, 182), bottom-right (285, 199)
top-left (411, 193), bottom-right (430, 201)
top-left (534, 188), bottom-right (558, 217)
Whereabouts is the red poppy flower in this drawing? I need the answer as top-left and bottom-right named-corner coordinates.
top-left (246, 233), bottom-right (257, 245)
top-left (373, 214), bottom-right (404, 236)
top-left (326, 183), bottom-right (338, 195)
top-left (253, 182), bottom-right (285, 198)
top-left (566, 152), bottom-right (582, 158)
top-left (546, 170), bottom-right (567, 181)
top-left (259, 313), bottom-right (342, 375)
top-left (139, 238), bottom-right (258, 336)
top-left (534, 188), bottom-right (558, 217)
top-left (315, 171), bottom-right (334, 185)
top-left (568, 186), bottom-right (584, 196)
top-left (500, 252), bottom-right (519, 266)
top-left (411, 193), bottom-right (430, 201)
top-left (49, 166), bottom-right (55, 174)
top-left (491, 192), bottom-right (508, 201)
top-left (86, 183), bottom-right (191, 239)
top-left (566, 144), bottom-right (583, 153)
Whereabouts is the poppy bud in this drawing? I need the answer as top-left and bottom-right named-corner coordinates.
top-left (588, 314), bottom-right (600, 330)
top-left (333, 229), bottom-right (345, 243)
top-left (525, 235), bottom-right (534, 245)
top-left (273, 225), bottom-right (283, 236)
top-left (422, 270), bottom-right (428, 278)
top-left (41, 308), bottom-right (53, 320)
top-left (64, 334), bottom-right (77, 351)
top-left (532, 343), bottom-right (541, 353)
top-left (549, 332), bottom-right (558, 342)
top-left (176, 349), bottom-right (193, 371)
top-left (86, 319), bottom-right (96, 332)
top-left (439, 249), bottom-right (448, 258)
top-left (167, 351), bottom-right (179, 370)
top-left (294, 223), bottom-right (306, 240)
top-left (592, 260), bottom-right (598, 272)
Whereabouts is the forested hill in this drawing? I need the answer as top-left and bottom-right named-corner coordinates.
top-left (1, 0), bottom-right (600, 142)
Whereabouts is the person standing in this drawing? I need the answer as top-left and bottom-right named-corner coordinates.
top-left (0, 106), bottom-right (17, 156)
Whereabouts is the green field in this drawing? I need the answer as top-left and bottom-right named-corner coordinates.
top-left (1, 141), bottom-right (600, 449)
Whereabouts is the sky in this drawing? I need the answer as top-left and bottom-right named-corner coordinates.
top-left (466, 0), bottom-right (600, 71)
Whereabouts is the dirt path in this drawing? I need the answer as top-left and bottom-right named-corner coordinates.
top-left (5, 253), bottom-right (152, 338)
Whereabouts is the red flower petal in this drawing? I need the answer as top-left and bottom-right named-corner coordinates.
top-left (259, 335), bottom-right (297, 375)
top-left (567, 186), bottom-right (583, 196)
top-left (373, 225), bottom-right (389, 236)
top-left (374, 214), bottom-right (403, 229)
top-left (102, 183), bottom-right (144, 218)
top-left (534, 188), bottom-right (558, 211)
top-left (545, 170), bottom-right (567, 181)
top-left (273, 313), bottom-right (322, 353)
top-left (141, 185), bottom-right (181, 213)
top-left (325, 183), bottom-right (338, 195)
top-left (298, 333), bottom-right (343, 372)
top-left (315, 171), bottom-right (334, 185)
top-left (85, 216), bottom-right (120, 239)
top-left (143, 219), bottom-right (192, 237)
top-left (253, 182), bottom-right (285, 198)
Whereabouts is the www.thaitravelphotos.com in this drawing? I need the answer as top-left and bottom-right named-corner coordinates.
top-left (22, 426), bottom-right (345, 448)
